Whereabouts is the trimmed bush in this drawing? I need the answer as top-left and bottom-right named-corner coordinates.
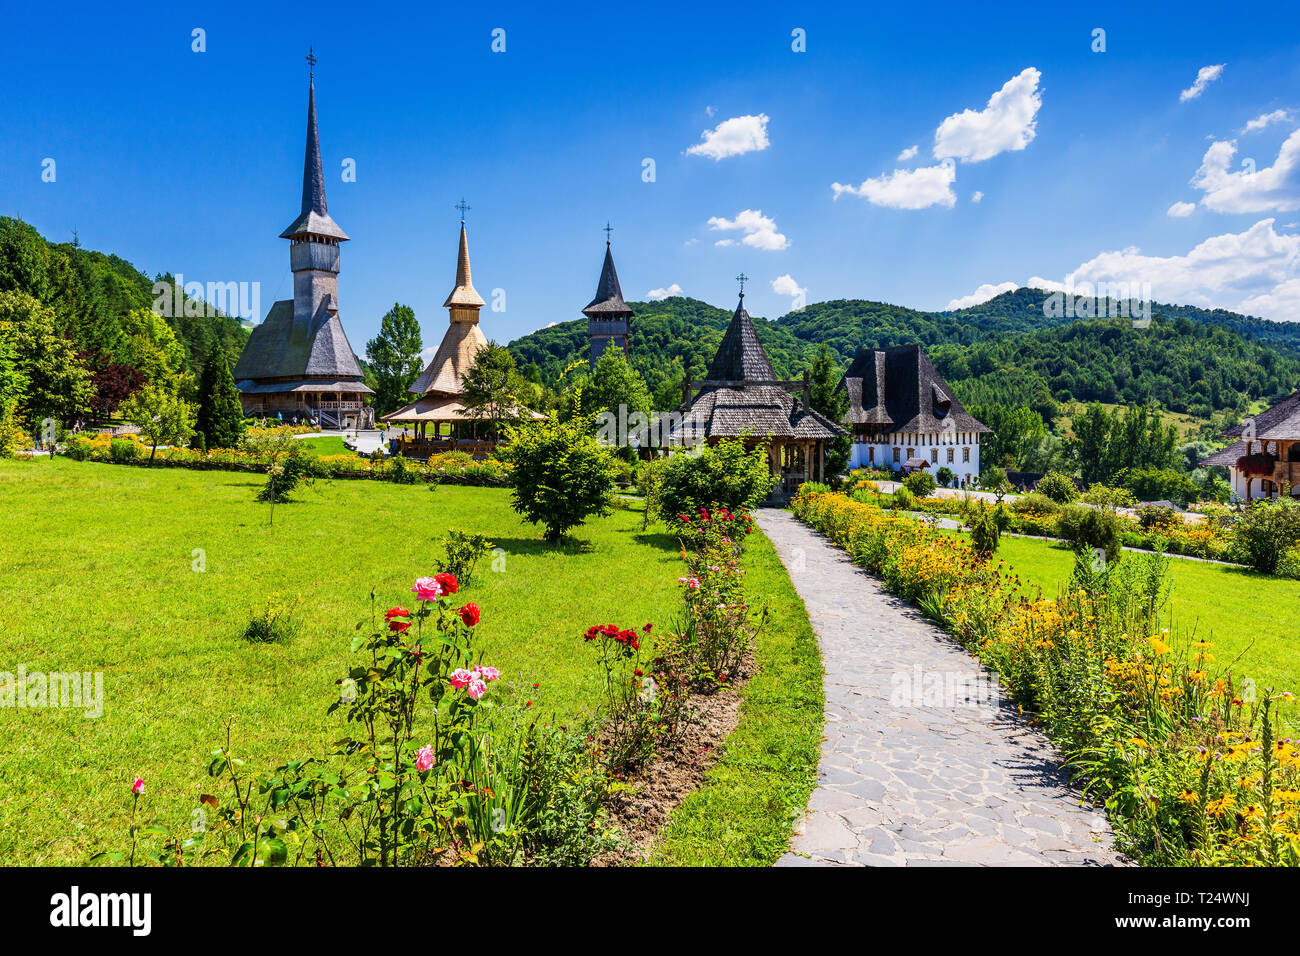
top-left (903, 471), bottom-right (937, 497)
top-left (1036, 470), bottom-right (1079, 504)
top-left (1059, 503), bottom-right (1123, 566)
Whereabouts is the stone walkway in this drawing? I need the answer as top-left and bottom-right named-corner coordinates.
top-left (758, 509), bottom-right (1125, 867)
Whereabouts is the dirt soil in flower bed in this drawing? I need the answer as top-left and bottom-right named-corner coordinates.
top-left (596, 647), bottom-right (755, 864)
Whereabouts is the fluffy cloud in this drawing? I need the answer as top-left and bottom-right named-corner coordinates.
top-left (1167, 201), bottom-right (1196, 218)
top-left (832, 162), bottom-right (956, 209)
top-left (1244, 109), bottom-right (1292, 133)
top-left (707, 209), bottom-right (789, 250)
top-left (687, 113), bottom-right (771, 160)
top-left (971, 191), bottom-right (984, 203)
top-left (1180, 64), bottom-right (1225, 102)
top-left (933, 68), bottom-right (1042, 163)
top-left (771, 274), bottom-right (807, 298)
top-left (646, 283), bottom-right (683, 301)
top-left (948, 219), bottom-right (1300, 320)
top-left (1191, 129), bottom-right (1300, 213)
top-left (945, 281), bottom-right (1017, 310)
top-left (897, 144), bottom-right (919, 161)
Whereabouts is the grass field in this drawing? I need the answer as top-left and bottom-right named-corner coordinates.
top-left (0, 459), bottom-right (695, 864)
top-left (295, 435), bottom-right (349, 455)
top-left (946, 530), bottom-right (1300, 697)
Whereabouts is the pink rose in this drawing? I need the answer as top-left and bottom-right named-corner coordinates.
top-left (131, 778), bottom-right (145, 795)
top-left (449, 668), bottom-right (473, 689)
top-left (467, 679), bottom-right (488, 700)
top-left (415, 745), bottom-right (435, 772)
top-left (472, 665), bottom-right (501, 682)
top-left (410, 576), bottom-right (443, 601)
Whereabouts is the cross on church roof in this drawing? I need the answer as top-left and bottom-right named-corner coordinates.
top-left (306, 46), bottom-right (317, 78)
top-left (603, 222), bottom-right (614, 244)
top-left (736, 272), bottom-right (749, 295)
top-left (456, 198), bottom-right (471, 223)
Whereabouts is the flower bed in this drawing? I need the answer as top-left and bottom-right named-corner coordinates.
top-left (62, 432), bottom-right (510, 486)
top-left (792, 488), bottom-right (1300, 866)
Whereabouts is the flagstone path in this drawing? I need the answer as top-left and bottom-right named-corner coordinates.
top-left (757, 509), bottom-right (1126, 867)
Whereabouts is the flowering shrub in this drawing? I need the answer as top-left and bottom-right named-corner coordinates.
top-left (100, 574), bottom-right (622, 867)
top-left (582, 622), bottom-right (665, 771)
top-left (792, 488), bottom-right (1300, 866)
top-left (669, 506), bottom-right (755, 551)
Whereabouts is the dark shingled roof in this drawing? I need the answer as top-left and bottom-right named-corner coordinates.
top-left (582, 243), bottom-right (633, 318)
top-left (661, 294), bottom-right (843, 442)
top-left (233, 299), bottom-right (369, 385)
top-left (280, 80), bottom-right (349, 241)
top-left (705, 294), bottom-right (775, 381)
top-left (840, 344), bottom-right (990, 434)
top-left (1203, 391), bottom-right (1300, 466)
top-left (1221, 390), bottom-right (1300, 442)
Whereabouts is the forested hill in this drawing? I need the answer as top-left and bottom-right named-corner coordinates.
top-left (506, 288), bottom-right (1300, 420)
top-left (0, 217), bottom-right (248, 374)
top-left (507, 296), bottom-right (813, 395)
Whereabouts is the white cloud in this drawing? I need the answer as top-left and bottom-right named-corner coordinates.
top-left (1191, 129), bottom-right (1300, 213)
top-left (771, 274), bottom-right (807, 298)
top-left (945, 281), bottom-right (1017, 310)
top-left (1054, 218), bottom-right (1300, 320)
top-left (646, 283), bottom-right (683, 301)
top-left (705, 105), bottom-right (716, 118)
top-left (1244, 109), bottom-right (1292, 133)
top-left (1167, 201), bottom-right (1196, 217)
top-left (707, 209), bottom-right (790, 250)
top-left (951, 219), bottom-right (1300, 320)
top-left (832, 163), bottom-right (956, 209)
top-left (686, 113), bottom-right (771, 160)
top-left (971, 190), bottom-right (984, 203)
top-left (897, 144), bottom-right (919, 161)
top-left (1180, 64), bottom-right (1225, 102)
top-left (933, 67), bottom-right (1042, 163)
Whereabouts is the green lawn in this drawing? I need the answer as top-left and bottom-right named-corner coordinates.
top-left (295, 435), bottom-right (348, 455)
top-left (949, 531), bottom-right (1300, 697)
top-left (0, 459), bottom-right (692, 864)
top-left (652, 529), bottom-right (823, 865)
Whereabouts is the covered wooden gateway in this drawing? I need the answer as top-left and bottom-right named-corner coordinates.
top-left (661, 291), bottom-right (844, 502)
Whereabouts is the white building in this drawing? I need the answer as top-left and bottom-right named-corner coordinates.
top-left (839, 344), bottom-right (990, 487)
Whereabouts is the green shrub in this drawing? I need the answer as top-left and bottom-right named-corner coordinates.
top-left (935, 466), bottom-right (954, 488)
top-left (1233, 496), bottom-right (1300, 574)
top-left (1011, 491), bottom-right (1061, 516)
top-left (1134, 503), bottom-right (1181, 531)
top-left (635, 457), bottom-right (666, 529)
top-left (658, 437), bottom-right (776, 517)
top-left (241, 596), bottom-right (300, 644)
top-left (1118, 466), bottom-right (1202, 508)
top-left (903, 471), bottom-right (937, 497)
top-left (109, 437), bottom-right (142, 461)
top-left (890, 485), bottom-right (915, 511)
top-left (65, 436), bottom-right (94, 461)
top-left (1036, 470), bottom-right (1079, 504)
top-left (1059, 503), bottom-right (1123, 566)
top-left (500, 414), bottom-right (620, 543)
top-left (438, 530), bottom-right (494, 586)
top-left (968, 503), bottom-right (1000, 559)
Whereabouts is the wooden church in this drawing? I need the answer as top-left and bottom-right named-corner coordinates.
top-left (233, 65), bottom-right (374, 428)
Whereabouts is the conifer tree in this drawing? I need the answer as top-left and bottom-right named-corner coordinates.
top-left (196, 349), bottom-right (246, 450)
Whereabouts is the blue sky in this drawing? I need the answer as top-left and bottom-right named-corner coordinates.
top-left (3, 0), bottom-right (1300, 357)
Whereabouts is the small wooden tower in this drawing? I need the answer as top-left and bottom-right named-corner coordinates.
top-left (583, 226), bottom-right (632, 367)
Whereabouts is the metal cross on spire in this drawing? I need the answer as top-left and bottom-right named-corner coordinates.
top-left (306, 46), bottom-right (317, 78)
top-left (455, 198), bottom-right (471, 223)
top-left (603, 221), bottom-right (614, 244)
top-left (736, 272), bottom-right (749, 295)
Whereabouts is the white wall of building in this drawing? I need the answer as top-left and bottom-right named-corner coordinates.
top-left (849, 431), bottom-right (983, 486)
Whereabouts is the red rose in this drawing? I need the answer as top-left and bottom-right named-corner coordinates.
top-left (435, 573), bottom-right (459, 595)
top-left (389, 620), bottom-right (411, 633)
top-left (384, 606), bottom-right (410, 621)
top-left (458, 602), bottom-right (480, 627)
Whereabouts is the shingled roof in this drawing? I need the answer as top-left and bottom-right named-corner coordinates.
top-left (443, 223), bottom-right (485, 309)
top-left (582, 242), bottom-right (633, 318)
top-left (661, 293), bottom-right (843, 443)
top-left (280, 80), bottom-right (349, 241)
top-left (840, 344), bottom-right (989, 434)
top-left (705, 294), bottom-right (775, 381)
top-left (1203, 390), bottom-right (1300, 466)
top-left (233, 299), bottom-right (368, 382)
